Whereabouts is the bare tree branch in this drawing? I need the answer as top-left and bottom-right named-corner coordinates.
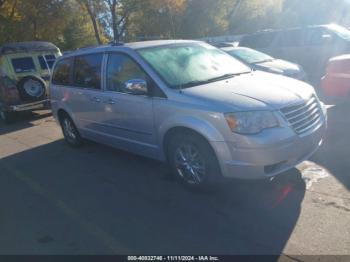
top-left (77, 0), bottom-right (102, 45)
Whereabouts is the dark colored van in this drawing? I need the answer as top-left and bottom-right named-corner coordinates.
top-left (240, 24), bottom-right (350, 82)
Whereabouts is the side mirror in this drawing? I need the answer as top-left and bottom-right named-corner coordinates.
top-left (124, 79), bottom-right (148, 95)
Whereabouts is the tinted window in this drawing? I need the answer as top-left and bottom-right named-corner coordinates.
top-left (240, 33), bottom-right (276, 49)
top-left (280, 29), bottom-right (304, 47)
top-left (38, 56), bottom-right (48, 70)
top-left (305, 28), bottom-right (330, 46)
top-left (39, 55), bottom-right (56, 69)
top-left (73, 54), bottom-right (103, 89)
top-left (107, 53), bottom-right (148, 93)
top-left (11, 57), bottom-right (36, 73)
top-left (240, 35), bottom-right (259, 47)
top-left (45, 55), bottom-right (56, 69)
top-left (52, 58), bottom-right (72, 85)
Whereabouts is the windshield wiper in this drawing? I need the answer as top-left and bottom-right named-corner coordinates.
top-left (178, 72), bottom-right (251, 89)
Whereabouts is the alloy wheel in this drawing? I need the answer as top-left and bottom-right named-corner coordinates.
top-left (63, 118), bottom-right (77, 141)
top-left (174, 143), bottom-right (206, 185)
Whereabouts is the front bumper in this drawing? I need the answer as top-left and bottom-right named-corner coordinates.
top-left (213, 122), bottom-right (326, 179)
top-left (7, 99), bottom-right (50, 112)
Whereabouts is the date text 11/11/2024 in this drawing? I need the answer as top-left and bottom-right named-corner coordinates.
top-left (127, 256), bottom-right (220, 261)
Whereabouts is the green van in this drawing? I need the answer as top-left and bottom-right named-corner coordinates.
top-left (0, 41), bottom-right (61, 123)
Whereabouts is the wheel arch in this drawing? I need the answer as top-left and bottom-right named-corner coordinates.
top-left (160, 117), bottom-right (226, 162)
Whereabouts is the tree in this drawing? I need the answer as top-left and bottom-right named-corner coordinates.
top-left (228, 0), bottom-right (282, 34)
top-left (2, 0), bottom-right (350, 50)
top-left (100, 0), bottom-right (139, 42)
top-left (0, 0), bottom-right (102, 50)
top-left (60, 1), bottom-right (100, 50)
top-left (126, 0), bottom-right (187, 40)
top-left (180, 0), bottom-right (235, 38)
top-left (76, 0), bottom-right (106, 44)
top-left (280, 0), bottom-right (350, 27)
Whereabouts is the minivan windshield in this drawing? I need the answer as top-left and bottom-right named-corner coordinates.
top-left (138, 42), bottom-right (251, 89)
top-left (226, 48), bottom-right (274, 64)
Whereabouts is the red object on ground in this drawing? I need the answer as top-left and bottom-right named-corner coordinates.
top-left (321, 54), bottom-right (350, 98)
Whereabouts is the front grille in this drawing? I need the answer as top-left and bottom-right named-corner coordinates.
top-left (280, 96), bottom-right (323, 135)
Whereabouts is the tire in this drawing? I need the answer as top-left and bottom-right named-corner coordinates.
top-left (60, 114), bottom-right (83, 147)
top-left (17, 76), bottom-right (46, 102)
top-left (167, 131), bottom-right (222, 190)
top-left (0, 110), bottom-right (14, 124)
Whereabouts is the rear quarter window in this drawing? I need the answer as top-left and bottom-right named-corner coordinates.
top-left (240, 33), bottom-right (276, 49)
top-left (280, 30), bottom-right (304, 47)
top-left (52, 58), bottom-right (73, 85)
top-left (38, 55), bottom-right (57, 70)
top-left (11, 57), bottom-right (36, 73)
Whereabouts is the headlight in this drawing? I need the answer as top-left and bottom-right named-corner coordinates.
top-left (224, 111), bottom-right (279, 134)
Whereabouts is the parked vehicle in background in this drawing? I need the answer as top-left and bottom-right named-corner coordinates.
top-left (209, 41), bottom-right (238, 48)
top-left (239, 24), bottom-right (350, 82)
top-left (50, 40), bottom-right (327, 190)
top-left (321, 54), bottom-right (350, 103)
top-left (221, 46), bottom-right (306, 80)
top-left (0, 41), bottom-right (61, 123)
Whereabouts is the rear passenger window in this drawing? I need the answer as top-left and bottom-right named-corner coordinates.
top-left (45, 55), bottom-right (56, 69)
top-left (38, 55), bottom-right (56, 70)
top-left (73, 53), bottom-right (103, 89)
top-left (305, 28), bottom-right (331, 46)
top-left (38, 56), bottom-right (48, 70)
top-left (240, 35), bottom-right (259, 48)
top-left (240, 33), bottom-right (275, 49)
top-left (11, 57), bottom-right (36, 73)
top-left (280, 30), bottom-right (304, 47)
top-left (52, 58), bottom-right (72, 85)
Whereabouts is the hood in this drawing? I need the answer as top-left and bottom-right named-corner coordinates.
top-left (254, 59), bottom-right (301, 75)
top-left (182, 71), bottom-right (315, 111)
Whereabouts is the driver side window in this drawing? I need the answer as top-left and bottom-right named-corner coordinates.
top-left (106, 53), bottom-right (148, 94)
top-left (305, 28), bottom-right (332, 46)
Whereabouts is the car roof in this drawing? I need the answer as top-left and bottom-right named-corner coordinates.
top-left (246, 24), bottom-right (337, 37)
top-left (60, 39), bottom-right (200, 59)
top-left (0, 41), bottom-right (60, 55)
top-left (329, 54), bottom-right (350, 62)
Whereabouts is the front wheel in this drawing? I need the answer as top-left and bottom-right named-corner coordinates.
top-left (60, 115), bottom-right (83, 147)
top-left (168, 132), bottom-right (222, 190)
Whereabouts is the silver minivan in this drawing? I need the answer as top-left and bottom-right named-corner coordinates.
top-left (50, 40), bottom-right (327, 189)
